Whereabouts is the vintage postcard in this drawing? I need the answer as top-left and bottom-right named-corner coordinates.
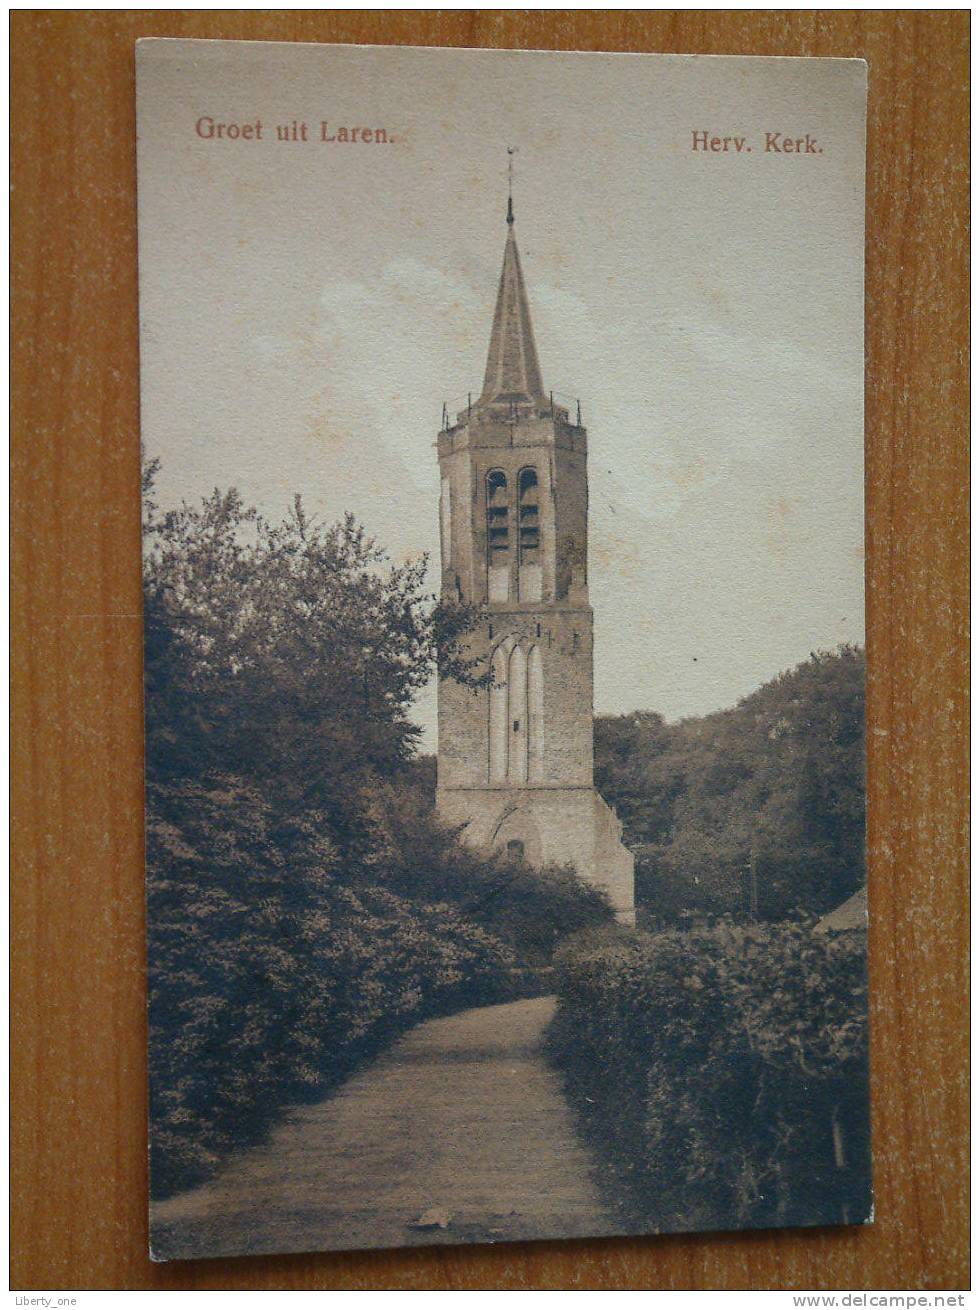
top-left (137, 40), bottom-right (870, 1260)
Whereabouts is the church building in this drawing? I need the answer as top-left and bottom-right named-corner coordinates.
top-left (435, 200), bottom-right (635, 923)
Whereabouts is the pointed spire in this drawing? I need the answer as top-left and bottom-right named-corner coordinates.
top-left (479, 216), bottom-right (546, 408)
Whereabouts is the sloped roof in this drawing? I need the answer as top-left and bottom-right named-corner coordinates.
top-left (479, 218), bottom-right (546, 407)
top-left (814, 885), bottom-right (868, 933)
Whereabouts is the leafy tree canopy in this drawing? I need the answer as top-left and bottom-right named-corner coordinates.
top-left (595, 646), bottom-right (866, 919)
top-left (142, 462), bottom-right (612, 1197)
top-left (143, 464), bottom-right (484, 854)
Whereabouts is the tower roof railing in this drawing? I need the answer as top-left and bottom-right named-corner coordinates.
top-left (439, 390), bottom-right (584, 432)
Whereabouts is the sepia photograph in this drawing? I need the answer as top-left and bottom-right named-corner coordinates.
top-left (136, 39), bottom-right (870, 1261)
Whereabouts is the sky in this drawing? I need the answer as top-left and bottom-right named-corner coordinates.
top-left (138, 42), bottom-right (867, 749)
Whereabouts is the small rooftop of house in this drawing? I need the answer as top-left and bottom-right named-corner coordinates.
top-left (814, 885), bottom-right (868, 934)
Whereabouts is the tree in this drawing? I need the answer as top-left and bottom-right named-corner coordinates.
top-left (143, 477), bottom-right (485, 855)
top-left (594, 647), bottom-right (866, 918)
top-left (142, 464), bottom-right (611, 1196)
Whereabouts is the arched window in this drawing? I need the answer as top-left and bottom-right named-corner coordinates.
top-left (439, 476), bottom-right (451, 570)
top-left (488, 637), bottom-right (545, 787)
top-left (518, 468), bottom-right (540, 562)
top-left (486, 469), bottom-right (510, 602)
top-left (489, 640), bottom-right (510, 783)
top-left (508, 644), bottom-right (528, 783)
top-left (527, 644), bottom-right (544, 783)
top-left (518, 467), bottom-right (542, 602)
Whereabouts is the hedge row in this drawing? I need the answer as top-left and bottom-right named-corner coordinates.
top-left (549, 919), bottom-right (871, 1232)
top-left (147, 776), bottom-right (516, 1200)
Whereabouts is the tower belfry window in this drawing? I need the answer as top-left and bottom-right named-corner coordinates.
top-left (487, 470), bottom-right (510, 556)
top-left (486, 470), bottom-right (510, 602)
top-left (518, 468), bottom-right (540, 564)
top-left (518, 467), bottom-right (542, 602)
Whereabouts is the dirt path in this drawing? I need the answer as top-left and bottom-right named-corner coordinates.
top-left (151, 996), bottom-right (623, 1260)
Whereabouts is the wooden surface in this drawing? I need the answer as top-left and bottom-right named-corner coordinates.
top-left (10, 10), bottom-right (969, 1291)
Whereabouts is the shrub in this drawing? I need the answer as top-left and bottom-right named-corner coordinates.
top-left (352, 776), bottom-right (613, 964)
top-left (141, 470), bottom-right (612, 1200)
top-left (549, 919), bottom-right (871, 1231)
top-left (147, 775), bottom-right (515, 1199)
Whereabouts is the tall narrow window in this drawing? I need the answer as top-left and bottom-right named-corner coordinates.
top-left (518, 467), bottom-right (542, 602)
top-left (518, 469), bottom-right (540, 561)
top-left (439, 476), bottom-right (452, 570)
top-left (488, 637), bottom-right (545, 787)
top-left (527, 645), bottom-right (544, 783)
top-left (508, 643), bottom-right (528, 784)
top-left (488, 641), bottom-right (509, 782)
top-left (486, 469), bottom-right (510, 603)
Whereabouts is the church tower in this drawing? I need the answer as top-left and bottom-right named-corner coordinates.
top-left (435, 200), bottom-right (635, 923)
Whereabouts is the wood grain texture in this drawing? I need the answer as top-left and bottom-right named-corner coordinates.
top-left (10, 9), bottom-right (969, 1291)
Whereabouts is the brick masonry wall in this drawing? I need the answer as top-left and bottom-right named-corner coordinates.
top-left (436, 784), bottom-right (635, 921)
top-left (437, 608), bottom-right (594, 791)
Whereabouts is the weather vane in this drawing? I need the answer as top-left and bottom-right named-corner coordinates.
top-left (506, 145), bottom-right (518, 223)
